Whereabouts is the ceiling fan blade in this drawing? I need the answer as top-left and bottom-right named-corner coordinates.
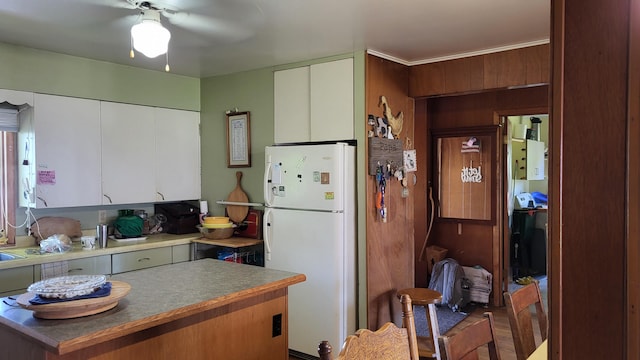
top-left (163, 12), bottom-right (253, 42)
top-left (82, 0), bottom-right (140, 9)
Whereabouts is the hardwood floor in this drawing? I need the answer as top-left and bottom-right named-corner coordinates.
top-left (289, 305), bottom-right (538, 359)
top-left (446, 304), bottom-right (518, 360)
top-left (291, 278), bottom-right (547, 360)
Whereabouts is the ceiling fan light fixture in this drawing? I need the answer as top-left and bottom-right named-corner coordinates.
top-left (131, 10), bottom-right (171, 58)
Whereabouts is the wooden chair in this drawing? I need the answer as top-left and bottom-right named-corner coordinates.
top-left (318, 293), bottom-right (419, 360)
top-left (503, 281), bottom-right (548, 360)
top-left (437, 312), bottom-right (501, 360)
top-left (397, 287), bottom-right (443, 359)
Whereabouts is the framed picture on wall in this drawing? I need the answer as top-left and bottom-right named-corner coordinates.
top-left (226, 111), bottom-right (251, 167)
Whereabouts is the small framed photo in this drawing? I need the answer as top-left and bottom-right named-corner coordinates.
top-left (226, 111), bottom-right (251, 167)
top-left (403, 149), bottom-right (417, 172)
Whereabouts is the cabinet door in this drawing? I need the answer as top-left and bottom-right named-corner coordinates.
top-left (0, 265), bottom-right (34, 295)
top-left (155, 108), bottom-right (201, 202)
top-left (274, 66), bottom-right (310, 144)
top-left (101, 102), bottom-right (156, 204)
top-left (526, 140), bottom-right (545, 180)
top-left (172, 244), bottom-right (192, 263)
top-left (512, 141), bottom-right (527, 180)
top-left (21, 94), bottom-right (102, 208)
top-left (112, 247), bottom-right (172, 274)
top-left (310, 58), bottom-right (354, 141)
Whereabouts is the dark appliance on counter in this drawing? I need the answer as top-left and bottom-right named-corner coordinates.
top-left (154, 202), bottom-right (200, 234)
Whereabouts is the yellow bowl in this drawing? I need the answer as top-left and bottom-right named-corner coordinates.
top-left (203, 216), bottom-right (230, 225)
top-left (202, 222), bottom-right (234, 229)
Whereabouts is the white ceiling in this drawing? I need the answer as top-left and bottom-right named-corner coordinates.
top-left (0, 0), bottom-right (550, 78)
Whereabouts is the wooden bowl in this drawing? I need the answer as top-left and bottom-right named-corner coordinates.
top-left (198, 225), bottom-right (234, 240)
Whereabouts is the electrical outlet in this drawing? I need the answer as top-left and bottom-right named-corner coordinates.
top-left (98, 210), bottom-right (107, 224)
top-left (272, 313), bottom-right (282, 337)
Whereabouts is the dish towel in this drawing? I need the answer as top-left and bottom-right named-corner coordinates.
top-left (40, 261), bottom-right (69, 280)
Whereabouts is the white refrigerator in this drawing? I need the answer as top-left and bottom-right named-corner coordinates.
top-left (263, 142), bottom-right (356, 357)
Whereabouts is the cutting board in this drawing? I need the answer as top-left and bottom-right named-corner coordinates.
top-left (16, 280), bottom-right (131, 319)
top-left (226, 171), bottom-right (249, 223)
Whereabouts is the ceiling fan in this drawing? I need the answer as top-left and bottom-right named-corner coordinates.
top-left (103, 0), bottom-right (259, 71)
top-left (119, 0), bottom-right (257, 42)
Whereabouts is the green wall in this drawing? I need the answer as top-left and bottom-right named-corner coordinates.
top-left (199, 68), bottom-right (275, 214)
top-left (0, 41), bottom-right (200, 231)
top-left (0, 42), bottom-right (199, 110)
top-left (200, 52), bottom-right (368, 327)
top-left (0, 42), bottom-right (369, 327)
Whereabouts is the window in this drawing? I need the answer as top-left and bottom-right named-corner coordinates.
top-left (0, 131), bottom-right (17, 244)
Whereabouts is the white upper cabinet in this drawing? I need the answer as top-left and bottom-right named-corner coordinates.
top-left (154, 108), bottom-right (201, 202)
top-left (512, 139), bottom-right (545, 181)
top-left (274, 58), bottom-right (354, 144)
top-left (309, 58), bottom-right (354, 141)
top-left (18, 95), bottom-right (201, 208)
top-left (274, 66), bottom-right (310, 143)
top-left (100, 101), bottom-right (156, 205)
top-left (525, 140), bottom-right (545, 180)
top-left (18, 94), bottom-right (102, 208)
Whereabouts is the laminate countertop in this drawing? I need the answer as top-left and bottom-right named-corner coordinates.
top-left (0, 259), bottom-right (305, 356)
top-left (0, 232), bottom-right (201, 270)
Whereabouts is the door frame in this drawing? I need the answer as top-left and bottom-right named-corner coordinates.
top-left (493, 106), bottom-right (549, 306)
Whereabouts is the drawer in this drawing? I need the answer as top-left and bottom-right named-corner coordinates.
top-left (172, 244), bottom-right (191, 263)
top-left (0, 265), bottom-right (34, 295)
top-left (66, 255), bottom-right (111, 276)
top-left (112, 247), bottom-right (172, 274)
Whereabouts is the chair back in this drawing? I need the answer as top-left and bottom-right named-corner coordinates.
top-left (503, 282), bottom-right (548, 360)
top-left (318, 293), bottom-right (419, 360)
top-left (437, 312), bottom-right (501, 360)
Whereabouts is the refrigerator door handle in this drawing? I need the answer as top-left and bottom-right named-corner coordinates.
top-left (263, 207), bottom-right (272, 260)
top-left (264, 155), bottom-right (274, 207)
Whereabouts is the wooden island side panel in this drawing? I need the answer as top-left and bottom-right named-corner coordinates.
top-left (48, 289), bottom-right (288, 360)
top-left (0, 259), bottom-right (304, 360)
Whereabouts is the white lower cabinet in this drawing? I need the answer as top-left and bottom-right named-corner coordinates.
top-left (0, 265), bottom-right (34, 297)
top-left (1, 244), bottom-right (194, 295)
top-left (111, 247), bottom-right (173, 274)
top-left (172, 244), bottom-right (191, 263)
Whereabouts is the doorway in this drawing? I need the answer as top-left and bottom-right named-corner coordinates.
top-left (502, 112), bottom-right (549, 308)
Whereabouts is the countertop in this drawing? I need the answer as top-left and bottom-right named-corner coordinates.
top-left (0, 233), bottom-right (201, 270)
top-left (0, 259), bottom-right (305, 355)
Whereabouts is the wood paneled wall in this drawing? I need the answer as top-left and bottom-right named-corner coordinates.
top-left (364, 46), bottom-right (550, 327)
top-left (551, 0), bottom-right (628, 358)
top-left (364, 55), bottom-right (415, 330)
top-left (414, 87), bottom-right (548, 300)
top-left (409, 44), bottom-right (549, 97)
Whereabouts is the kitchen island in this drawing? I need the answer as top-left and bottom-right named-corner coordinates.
top-left (0, 259), bottom-right (305, 359)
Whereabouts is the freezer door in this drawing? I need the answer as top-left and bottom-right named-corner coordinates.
top-left (264, 143), bottom-right (349, 211)
top-left (263, 208), bottom-right (356, 357)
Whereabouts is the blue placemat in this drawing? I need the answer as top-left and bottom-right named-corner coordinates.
top-left (29, 282), bottom-right (112, 305)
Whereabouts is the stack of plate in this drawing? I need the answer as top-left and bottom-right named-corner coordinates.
top-left (27, 275), bottom-right (107, 299)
